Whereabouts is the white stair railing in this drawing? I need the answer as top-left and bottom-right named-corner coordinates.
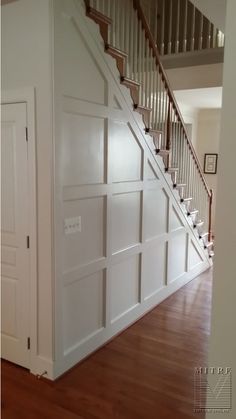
top-left (85, 0), bottom-right (214, 243)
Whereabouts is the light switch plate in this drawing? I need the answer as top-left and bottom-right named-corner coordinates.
top-left (64, 216), bottom-right (81, 235)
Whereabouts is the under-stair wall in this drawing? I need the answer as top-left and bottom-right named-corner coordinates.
top-left (53, 0), bottom-right (211, 378)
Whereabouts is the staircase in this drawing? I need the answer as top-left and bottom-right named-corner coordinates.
top-left (85, 0), bottom-right (214, 257)
top-left (140, 0), bottom-right (224, 56)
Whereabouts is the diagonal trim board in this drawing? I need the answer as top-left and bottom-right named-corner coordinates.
top-left (52, 0), bottom-right (211, 379)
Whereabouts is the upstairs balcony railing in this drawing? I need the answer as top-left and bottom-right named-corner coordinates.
top-left (140, 0), bottom-right (224, 56)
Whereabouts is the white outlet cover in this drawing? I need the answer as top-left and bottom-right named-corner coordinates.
top-left (64, 216), bottom-right (81, 235)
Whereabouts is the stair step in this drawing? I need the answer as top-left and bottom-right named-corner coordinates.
top-left (105, 44), bottom-right (127, 75)
top-left (105, 44), bottom-right (127, 58)
top-left (155, 149), bottom-right (170, 156)
top-left (134, 105), bottom-right (152, 125)
top-left (175, 183), bottom-right (186, 188)
top-left (199, 232), bottom-right (209, 239)
top-left (194, 221), bottom-right (204, 229)
top-left (187, 209), bottom-right (198, 216)
top-left (181, 197), bottom-right (193, 203)
top-left (166, 167), bottom-right (179, 173)
top-left (145, 128), bottom-right (163, 138)
top-left (120, 76), bottom-right (140, 88)
top-left (86, 6), bottom-right (112, 43)
top-left (134, 104), bottom-right (151, 113)
top-left (204, 241), bottom-right (214, 249)
top-left (165, 167), bottom-right (178, 185)
top-left (209, 250), bottom-right (215, 258)
top-left (120, 76), bottom-right (140, 104)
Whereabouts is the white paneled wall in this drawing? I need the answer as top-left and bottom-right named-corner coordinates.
top-left (53, 0), bottom-right (210, 378)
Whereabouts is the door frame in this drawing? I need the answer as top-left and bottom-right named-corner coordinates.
top-left (1, 87), bottom-right (37, 374)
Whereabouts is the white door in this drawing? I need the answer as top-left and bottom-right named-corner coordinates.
top-left (1, 102), bottom-right (30, 368)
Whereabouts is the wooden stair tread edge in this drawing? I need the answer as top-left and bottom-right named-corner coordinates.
top-left (105, 44), bottom-right (128, 58)
top-left (188, 209), bottom-right (199, 216)
top-left (145, 128), bottom-right (163, 135)
top-left (166, 167), bottom-right (179, 172)
top-left (181, 197), bottom-right (193, 202)
top-left (86, 6), bottom-right (112, 25)
top-left (134, 104), bottom-right (152, 112)
top-left (120, 76), bottom-right (140, 87)
top-left (175, 183), bottom-right (187, 188)
top-left (199, 232), bottom-right (209, 239)
top-left (155, 149), bottom-right (170, 155)
top-left (204, 241), bottom-right (214, 248)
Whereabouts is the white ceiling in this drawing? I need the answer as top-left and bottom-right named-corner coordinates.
top-left (191, 0), bottom-right (226, 31)
top-left (174, 87), bottom-right (222, 110)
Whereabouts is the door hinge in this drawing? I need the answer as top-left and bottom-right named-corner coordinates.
top-left (27, 236), bottom-right (30, 249)
top-left (27, 337), bottom-right (31, 350)
top-left (25, 126), bottom-right (29, 142)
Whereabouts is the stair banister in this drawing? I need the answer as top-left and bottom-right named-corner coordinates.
top-left (85, 0), bottom-right (214, 248)
top-left (133, 0), bottom-right (211, 197)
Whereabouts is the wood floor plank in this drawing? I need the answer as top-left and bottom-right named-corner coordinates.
top-left (1, 269), bottom-right (212, 418)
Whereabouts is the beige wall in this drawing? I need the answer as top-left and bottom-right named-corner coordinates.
top-left (196, 109), bottom-right (221, 235)
top-left (207, 0), bottom-right (236, 417)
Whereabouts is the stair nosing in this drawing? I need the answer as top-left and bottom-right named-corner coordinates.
top-left (105, 44), bottom-right (128, 58)
top-left (86, 6), bottom-right (112, 25)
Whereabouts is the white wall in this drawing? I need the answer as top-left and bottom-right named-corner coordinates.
top-left (175, 101), bottom-right (199, 149)
top-left (207, 0), bottom-right (236, 417)
top-left (1, 0), bottom-right (54, 376)
top-left (196, 109), bottom-right (221, 235)
top-left (191, 0), bottom-right (226, 31)
top-left (53, 0), bottom-right (211, 378)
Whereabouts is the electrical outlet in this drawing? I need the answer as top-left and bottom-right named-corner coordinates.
top-left (64, 216), bottom-right (81, 235)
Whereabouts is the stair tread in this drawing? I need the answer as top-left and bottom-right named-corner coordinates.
top-left (188, 209), bottom-right (199, 215)
top-left (86, 6), bottom-right (112, 25)
top-left (134, 104), bottom-right (152, 112)
top-left (195, 221), bottom-right (204, 226)
top-left (199, 232), bottom-right (209, 238)
top-left (205, 241), bottom-right (214, 248)
top-left (156, 149), bottom-right (170, 154)
top-left (181, 197), bottom-right (193, 202)
top-left (145, 128), bottom-right (163, 135)
top-left (120, 76), bottom-right (140, 87)
top-left (105, 44), bottom-right (128, 57)
top-left (175, 183), bottom-right (187, 188)
top-left (167, 167), bottom-right (179, 172)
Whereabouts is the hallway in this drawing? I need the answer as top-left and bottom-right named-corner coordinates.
top-left (2, 269), bottom-right (212, 419)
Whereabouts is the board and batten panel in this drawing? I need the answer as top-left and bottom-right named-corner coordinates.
top-left (110, 254), bottom-right (141, 322)
top-left (53, 0), bottom-right (210, 378)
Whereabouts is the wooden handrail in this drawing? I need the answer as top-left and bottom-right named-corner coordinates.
top-left (133, 0), bottom-right (211, 198)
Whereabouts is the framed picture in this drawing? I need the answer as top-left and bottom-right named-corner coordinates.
top-left (204, 153), bottom-right (218, 174)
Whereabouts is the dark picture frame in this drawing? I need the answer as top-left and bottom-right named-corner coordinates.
top-left (204, 153), bottom-right (218, 174)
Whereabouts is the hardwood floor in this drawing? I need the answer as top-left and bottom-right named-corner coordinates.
top-left (1, 269), bottom-right (212, 419)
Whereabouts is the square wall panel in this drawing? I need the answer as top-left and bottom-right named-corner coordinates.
top-left (168, 232), bottom-right (187, 283)
top-left (63, 197), bottom-right (105, 272)
top-left (110, 254), bottom-right (140, 322)
top-left (63, 271), bottom-right (105, 353)
top-left (109, 121), bottom-right (142, 183)
top-left (62, 113), bottom-right (105, 186)
top-left (144, 188), bottom-right (168, 240)
top-left (112, 192), bottom-right (141, 254)
top-left (143, 242), bottom-right (167, 299)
